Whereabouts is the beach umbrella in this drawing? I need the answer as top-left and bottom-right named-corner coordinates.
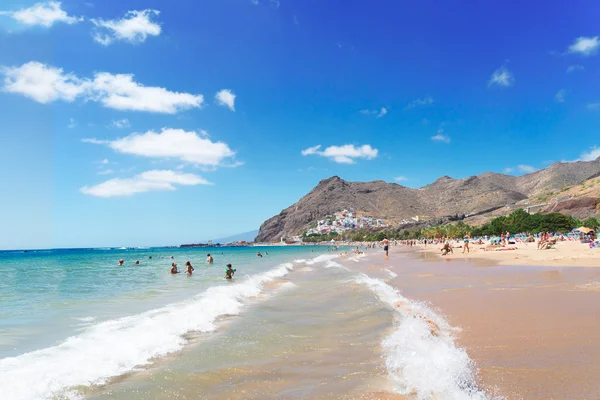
top-left (575, 227), bottom-right (593, 234)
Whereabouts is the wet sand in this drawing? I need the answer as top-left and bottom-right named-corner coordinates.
top-left (382, 249), bottom-right (600, 399)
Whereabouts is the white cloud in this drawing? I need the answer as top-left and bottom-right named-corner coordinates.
top-left (300, 144), bottom-right (378, 164)
top-left (555, 89), bottom-right (567, 103)
top-left (91, 72), bottom-right (203, 113)
top-left (81, 169), bottom-right (210, 198)
top-left (488, 66), bottom-right (514, 87)
top-left (1, 62), bottom-right (204, 113)
top-left (394, 176), bottom-right (407, 182)
top-left (215, 89), bottom-right (236, 111)
top-left (83, 128), bottom-right (237, 167)
top-left (503, 167), bottom-right (513, 173)
top-left (111, 118), bottom-right (131, 129)
top-left (567, 65), bottom-right (584, 73)
top-left (97, 169), bottom-right (114, 175)
top-left (360, 107), bottom-right (387, 118)
top-left (0, 1), bottom-right (82, 27)
top-left (67, 118), bottom-right (77, 128)
top-left (91, 10), bottom-right (161, 45)
top-left (406, 96), bottom-right (433, 109)
top-left (567, 36), bottom-right (600, 56)
top-left (577, 146), bottom-right (600, 161)
top-left (2, 62), bottom-right (87, 103)
top-left (431, 129), bottom-right (450, 143)
top-left (100, 158), bottom-right (110, 164)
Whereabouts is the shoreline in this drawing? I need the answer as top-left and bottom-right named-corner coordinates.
top-left (412, 239), bottom-right (600, 267)
top-left (380, 249), bottom-right (600, 399)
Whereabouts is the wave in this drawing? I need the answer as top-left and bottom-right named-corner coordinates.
top-left (0, 263), bottom-right (295, 400)
top-left (355, 274), bottom-right (493, 400)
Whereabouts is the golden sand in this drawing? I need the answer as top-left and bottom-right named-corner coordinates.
top-left (417, 239), bottom-right (600, 267)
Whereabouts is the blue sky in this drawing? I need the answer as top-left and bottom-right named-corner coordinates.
top-left (1, 0), bottom-right (600, 249)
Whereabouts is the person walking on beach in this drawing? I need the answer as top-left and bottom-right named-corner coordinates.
top-left (225, 264), bottom-right (236, 280)
top-left (381, 238), bottom-right (390, 257)
top-left (184, 261), bottom-right (194, 275)
top-left (462, 236), bottom-right (470, 254)
top-left (170, 262), bottom-right (179, 274)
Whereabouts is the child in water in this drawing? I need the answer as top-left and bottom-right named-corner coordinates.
top-left (225, 264), bottom-right (236, 279)
top-left (185, 261), bottom-right (194, 275)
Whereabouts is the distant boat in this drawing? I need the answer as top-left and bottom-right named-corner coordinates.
top-left (285, 241), bottom-right (297, 245)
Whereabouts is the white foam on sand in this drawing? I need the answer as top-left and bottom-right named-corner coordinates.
top-left (0, 263), bottom-right (295, 400)
top-left (384, 269), bottom-right (398, 278)
top-left (355, 274), bottom-right (494, 400)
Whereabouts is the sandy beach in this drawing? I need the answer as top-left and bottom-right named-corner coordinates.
top-left (380, 247), bottom-right (600, 399)
top-left (416, 239), bottom-right (600, 267)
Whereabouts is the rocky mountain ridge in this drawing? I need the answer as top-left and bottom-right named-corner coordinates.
top-left (255, 157), bottom-right (600, 242)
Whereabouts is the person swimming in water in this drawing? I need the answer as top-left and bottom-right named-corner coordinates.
top-left (206, 254), bottom-right (214, 264)
top-left (225, 263), bottom-right (236, 279)
top-left (170, 262), bottom-right (179, 274)
top-left (256, 251), bottom-right (263, 257)
top-left (184, 261), bottom-right (194, 275)
top-left (135, 260), bottom-right (140, 265)
top-left (118, 259), bottom-right (124, 266)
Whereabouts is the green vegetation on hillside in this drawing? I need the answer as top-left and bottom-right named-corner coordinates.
top-left (301, 210), bottom-right (600, 242)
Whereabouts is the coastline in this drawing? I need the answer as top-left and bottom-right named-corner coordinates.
top-left (380, 248), bottom-right (600, 399)
top-left (414, 239), bottom-right (600, 267)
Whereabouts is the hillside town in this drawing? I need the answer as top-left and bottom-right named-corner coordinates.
top-left (304, 209), bottom-right (388, 236)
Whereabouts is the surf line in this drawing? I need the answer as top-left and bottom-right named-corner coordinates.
top-left (354, 273), bottom-right (494, 400)
top-left (0, 262), bottom-right (296, 400)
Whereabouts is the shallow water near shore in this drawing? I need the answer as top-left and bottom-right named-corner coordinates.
top-left (2, 245), bottom-right (598, 399)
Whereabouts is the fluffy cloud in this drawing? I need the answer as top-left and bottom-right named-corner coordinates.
top-left (83, 128), bottom-right (237, 167)
top-left (488, 66), bottom-right (514, 87)
top-left (300, 144), bottom-right (378, 164)
top-left (0, 1), bottom-right (81, 27)
top-left (394, 176), bottom-right (407, 182)
top-left (567, 65), bottom-right (584, 73)
top-left (80, 170), bottom-right (210, 197)
top-left (431, 129), bottom-right (450, 143)
top-left (555, 89), bottom-right (567, 103)
top-left (360, 107), bottom-right (387, 118)
top-left (2, 62), bottom-right (87, 103)
top-left (111, 118), bottom-right (131, 129)
top-left (215, 89), bottom-right (236, 111)
top-left (91, 72), bottom-right (203, 113)
top-left (405, 96), bottom-right (433, 109)
top-left (1, 62), bottom-right (203, 113)
top-left (567, 36), bottom-right (600, 56)
top-left (577, 146), bottom-right (600, 162)
top-left (91, 10), bottom-right (161, 45)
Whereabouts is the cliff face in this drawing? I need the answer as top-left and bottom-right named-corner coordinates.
top-left (255, 157), bottom-right (600, 242)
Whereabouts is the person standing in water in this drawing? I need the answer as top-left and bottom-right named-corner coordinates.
top-left (225, 264), bottom-right (236, 279)
top-left (170, 262), bottom-right (179, 274)
top-left (381, 238), bottom-right (390, 258)
top-left (206, 254), bottom-right (214, 264)
top-left (184, 261), bottom-right (194, 275)
top-left (118, 259), bottom-right (124, 266)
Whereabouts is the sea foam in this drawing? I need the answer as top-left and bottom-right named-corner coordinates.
top-left (0, 263), bottom-right (294, 400)
top-left (355, 274), bottom-right (493, 400)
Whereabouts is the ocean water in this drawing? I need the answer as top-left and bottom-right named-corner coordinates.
top-left (0, 246), bottom-right (491, 400)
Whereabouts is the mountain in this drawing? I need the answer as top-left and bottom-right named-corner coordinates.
top-left (255, 157), bottom-right (600, 242)
top-left (210, 230), bottom-right (259, 244)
